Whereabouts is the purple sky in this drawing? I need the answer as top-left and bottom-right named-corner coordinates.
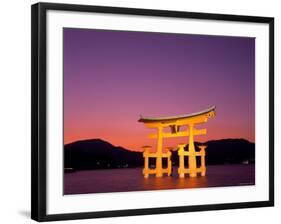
top-left (63, 28), bottom-right (255, 150)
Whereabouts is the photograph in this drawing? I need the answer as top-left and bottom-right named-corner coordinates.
top-left (31, 2), bottom-right (274, 221)
top-left (63, 28), bottom-right (256, 195)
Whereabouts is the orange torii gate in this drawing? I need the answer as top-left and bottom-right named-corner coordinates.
top-left (138, 106), bottom-right (216, 178)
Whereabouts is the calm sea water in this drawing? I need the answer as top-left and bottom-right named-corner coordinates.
top-left (64, 164), bottom-right (255, 195)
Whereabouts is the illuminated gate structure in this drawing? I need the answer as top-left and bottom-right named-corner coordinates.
top-left (138, 106), bottom-right (216, 178)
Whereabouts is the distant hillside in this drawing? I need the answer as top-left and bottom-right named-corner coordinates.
top-left (64, 138), bottom-right (255, 171)
top-left (203, 138), bottom-right (255, 165)
top-left (64, 139), bottom-right (143, 170)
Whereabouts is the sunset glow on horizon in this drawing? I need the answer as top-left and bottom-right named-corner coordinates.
top-left (63, 28), bottom-right (255, 151)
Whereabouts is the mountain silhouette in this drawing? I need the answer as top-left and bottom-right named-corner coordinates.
top-left (64, 138), bottom-right (255, 171)
top-left (64, 139), bottom-right (143, 170)
top-left (203, 138), bottom-right (255, 165)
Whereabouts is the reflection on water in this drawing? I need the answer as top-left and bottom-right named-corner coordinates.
top-left (177, 176), bottom-right (209, 189)
top-left (141, 170), bottom-right (209, 190)
top-left (64, 164), bottom-right (255, 195)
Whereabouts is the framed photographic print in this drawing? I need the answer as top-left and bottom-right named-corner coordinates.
top-left (31, 2), bottom-right (274, 222)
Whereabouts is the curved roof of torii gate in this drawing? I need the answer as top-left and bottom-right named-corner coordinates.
top-left (138, 105), bottom-right (216, 123)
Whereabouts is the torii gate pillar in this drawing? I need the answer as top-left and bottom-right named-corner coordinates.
top-left (156, 127), bottom-right (163, 177)
top-left (188, 124), bottom-right (197, 177)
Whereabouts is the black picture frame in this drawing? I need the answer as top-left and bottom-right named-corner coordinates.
top-left (31, 2), bottom-right (274, 222)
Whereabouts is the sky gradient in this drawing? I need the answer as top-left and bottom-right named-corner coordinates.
top-left (63, 28), bottom-right (255, 150)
